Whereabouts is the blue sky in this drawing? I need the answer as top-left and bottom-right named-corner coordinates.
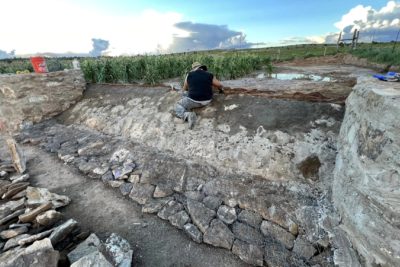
top-left (0, 0), bottom-right (399, 57)
top-left (121, 0), bottom-right (388, 41)
top-left (75, 0), bottom-right (389, 42)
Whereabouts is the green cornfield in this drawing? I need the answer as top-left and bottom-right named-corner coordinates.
top-left (1, 42), bottom-right (398, 84)
top-left (0, 53), bottom-right (272, 85)
top-left (80, 53), bottom-right (272, 84)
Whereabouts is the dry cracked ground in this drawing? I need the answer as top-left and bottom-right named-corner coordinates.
top-left (0, 55), bottom-right (390, 266)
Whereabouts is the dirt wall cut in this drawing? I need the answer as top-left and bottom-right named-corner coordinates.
top-left (333, 77), bottom-right (400, 266)
top-left (0, 70), bottom-right (86, 132)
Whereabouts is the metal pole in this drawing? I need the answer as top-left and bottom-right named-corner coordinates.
top-left (370, 30), bottom-right (376, 49)
top-left (337, 31), bottom-right (342, 51)
top-left (351, 29), bottom-right (357, 49)
top-left (392, 28), bottom-right (400, 53)
top-left (354, 30), bottom-right (359, 49)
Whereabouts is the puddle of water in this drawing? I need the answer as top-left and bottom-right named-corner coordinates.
top-left (272, 73), bottom-right (333, 82)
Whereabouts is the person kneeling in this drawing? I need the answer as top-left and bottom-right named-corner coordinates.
top-left (174, 62), bottom-right (224, 129)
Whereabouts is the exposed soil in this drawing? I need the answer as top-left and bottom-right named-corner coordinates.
top-left (221, 62), bottom-right (373, 104)
top-left (164, 58), bottom-right (374, 104)
top-left (21, 144), bottom-right (247, 267)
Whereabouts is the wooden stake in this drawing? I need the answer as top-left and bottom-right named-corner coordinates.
top-left (6, 138), bottom-right (26, 174)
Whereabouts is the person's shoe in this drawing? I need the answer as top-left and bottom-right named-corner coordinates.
top-left (187, 112), bottom-right (197, 129)
top-left (169, 109), bottom-right (177, 117)
top-left (183, 112), bottom-right (189, 121)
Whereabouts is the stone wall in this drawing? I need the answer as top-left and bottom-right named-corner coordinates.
top-left (0, 70), bottom-right (86, 132)
top-left (18, 121), bottom-right (335, 266)
top-left (333, 77), bottom-right (400, 266)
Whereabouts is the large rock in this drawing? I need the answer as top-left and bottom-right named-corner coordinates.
top-left (0, 70), bottom-right (85, 132)
top-left (0, 198), bottom-right (25, 218)
top-left (119, 183), bottom-right (133, 196)
top-left (232, 222), bottom-right (264, 246)
top-left (128, 183), bottom-right (155, 205)
top-left (35, 210), bottom-right (63, 226)
top-left (332, 227), bottom-right (362, 267)
top-left (70, 251), bottom-right (112, 267)
top-left (153, 184), bottom-right (174, 198)
top-left (183, 223), bottom-right (202, 243)
top-left (0, 238), bottom-right (59, 267)
top-left (217, 205), bottom-right (237, 224)
top-left (19, 202), bottom-right (52, 223)
top-left (232, 239), bottom-right (264, 266)
top-left (168, 210), bottom-right (190, 229)
top-left (0, 209), bottom-right (25, 225)
top-left (187, 199), bottom-right (216, 233)
top-left (26, 186), bottom-right (70, 208)
top-left (3, 234), bottom-right (30, 251)
top-left (17, 229), bottom-right (53, 246)
top-left (68, 233), bottom-right (103, 264)
top-left (142, 197), bottom-right (173, 214)
top-left (203, 219), bottom-right (234, 250)
top-left (237, 209), bottom-right (262, 228)
top-left (261, 220), bottom-right (295, 249)
top-left (202, 195), bottom-right (222, 210)
top-left (2, 182), bottom-right (29, 199)
top-left (157, 200), bottom-right (183, 220)
top-left (112, 162), bottom-right (136, 180)
top-left (0, 226), bottom-right (28, 239)
top-left (292, 237), bottom-right (317, 260)
top-left (333, 77), bottom-right (400, 266)
top-left (49, 218), bottom-right (78, 245)
top-left (264, 237), bottom-right (293, 267)
top-left (104, 233), bottom-right (133, 267)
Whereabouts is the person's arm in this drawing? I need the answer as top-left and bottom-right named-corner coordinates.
top-left (212, 77), bottom-right (223, 89)
top-left (212, 77), bottom-right (224, 94)
top-left (183, 74), bottom-right (189, 91)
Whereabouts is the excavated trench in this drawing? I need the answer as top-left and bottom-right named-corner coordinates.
top-left (0, 60), bottom-right (382, 266)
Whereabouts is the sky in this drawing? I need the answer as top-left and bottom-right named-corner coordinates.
top-left (0, 0), bottom-right (399, 58)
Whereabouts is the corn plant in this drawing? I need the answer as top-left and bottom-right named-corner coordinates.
top-left (78, 53), bottom-right (272, 85)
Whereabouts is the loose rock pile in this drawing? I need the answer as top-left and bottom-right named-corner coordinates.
top-left (0, 138), bottom-right (133, 266)
top-left (18, 122), bottom-right (336, 266)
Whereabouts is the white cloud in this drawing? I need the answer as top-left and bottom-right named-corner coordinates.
top-left (329, 1), bottom-right (400, 42)
top-left (334, 5), bottom-right (371, 30)
top-left (0, 0), bottom-right (186, 55)
top-left (276, 1), bottom-right (400, 46)
top-left (168, 22), bottom-right (255, 52)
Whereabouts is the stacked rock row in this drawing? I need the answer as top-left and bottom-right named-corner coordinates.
top-left (18, 123), bottom-right (333, 267)
top-left (0, 141), bottom-right (133, 267)
top-left (94, 150), bottom-right (325, 267)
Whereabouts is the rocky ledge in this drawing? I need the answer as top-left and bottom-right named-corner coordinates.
top-left (0, 70), bottom-right (86, 132)
top-left (333, 77), bottom-right (400, 266)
